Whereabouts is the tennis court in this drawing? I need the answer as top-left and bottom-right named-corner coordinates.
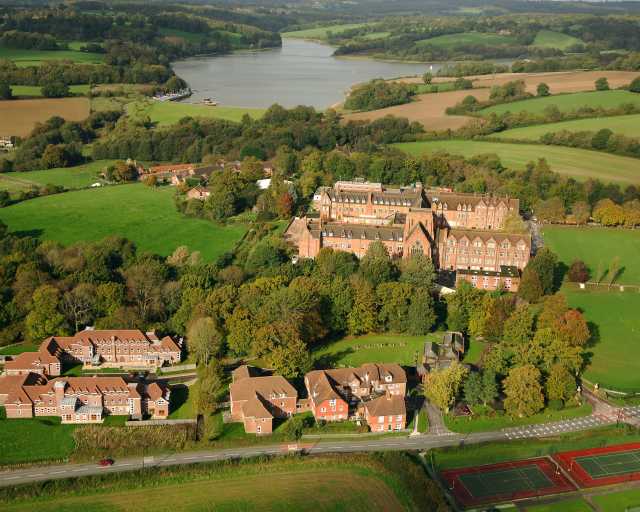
top-left (577, 449), bottom-right (640, 478)
top-left (441, 458), bottom-right (576, 507)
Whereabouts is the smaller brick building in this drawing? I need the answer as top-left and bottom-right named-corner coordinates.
top-left (455, 265), bottom-right (521, 292)
top-left (363, 393), bottom-right (406, 432)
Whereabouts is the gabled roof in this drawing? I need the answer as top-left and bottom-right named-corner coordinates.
top-left (364, 393), bottom-right (406, 418)
top-left (230, 375), bottom-right (297, 403)
top-left (242, 392), bottom-right (273, 419)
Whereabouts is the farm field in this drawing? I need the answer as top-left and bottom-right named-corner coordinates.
top-left (0, 97), bottom-right (90, 137)
top-left (480, 90), bottom-right (640, 116)
top-left (127, 100), bottom-right (265, 125)
top-left (395, 140), bottom-right (640, 184)
top-left (416, 31), bottom-right (517, 48)
top-left (282, 23), bottom-right (371, 40)
top-left (543, 226), bottom-right (640, 285)
top-left (0, 47), bottom-right (104, 66)
top-left (496, 113), bottom-right (640, 140)
top-left (9, 84), bottom-right (90, 97)
top-left (0, 160), bottom-right (115, 193)
top-left (531, 30), bottom-right (583, 50)
top-left (0, 184), bottom-right (248, 262)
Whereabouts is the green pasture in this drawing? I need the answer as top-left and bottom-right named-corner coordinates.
top-left (0, 342), bottom-right (40, 355)
top-left (0, 47), bottom-right (104, 66)
top-left (564, 288), bottom-right (640, 393)
top-left (282, 23), bottom-right (371, 40)
top-left (8, 84), bottom-right (90, 97)
top-left (0, 184), bottom-right (248, 262)
top-left (480, 90), bottom-right (640, 117)
top-left (395, 140), bottom-right (640, 185)
top-left (416, 31), bottom-right (517, 48)
top-left (531, 30), bottom-right (583, 51)
top-left (496, 113), bottom-right (640, 140)
top-left (523, 498), bottom-right (592, 512)
top-left (158, 28), bottom-right (208, 43)
top-left (127, 100), bottom-right (265, 126)
top-left (0, 160), bottom-right (116, 193)
top-left (360, 31), bottom-right (391, 40)
top-left (592, 488), bottom-right (640, 512)
top-left (543, 226), bottom-right (640, 285)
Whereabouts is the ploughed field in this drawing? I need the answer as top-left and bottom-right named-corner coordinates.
top-left (0, 97), bottom-right (90, 137)
top-left (0, 184), bottom-right (247, 262)
top-left (495, 114), bottom-right (640, 140)
top-left (395, 140), bottom-right (640, 185)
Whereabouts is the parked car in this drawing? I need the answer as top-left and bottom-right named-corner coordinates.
top-left (99, 458), bottom-right (114, 467)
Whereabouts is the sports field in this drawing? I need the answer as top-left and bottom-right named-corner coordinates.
top-left (480, 90), bottom-right (640, 116)
top-left (126, 100), bottom-right (265, 126)
top-left (395, 140), bottom-right (640, 184)
top-left (0, 47), bottom-right (104, 66)
top-left (532, 30), bottom-right (583, 51)
top-left (416, 32), bottom-right (517, 48)
top-left (442, 458), bottom-right (575, 507)
top-left (496, 113), bottom-right (640, 140)
top-left (0, 184), bottom-right (248, 262)
top-left (0, 97), bottom-right (90, 137)
top-left (282, 23), bottom-right (371, 40)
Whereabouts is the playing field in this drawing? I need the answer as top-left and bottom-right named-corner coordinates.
top-left (282, 23), bottom-right (371, 40)
top-left (416, 32), bottom-right (517, 48)
top-left (394, 140), bottom-right (640, 184)
top-left (0, 47), bottom-right (104, 66)
top-left (532, 30), bottom-right (583, 51)
top-left (442, 458), bottom-right (575, 507)
top-left (480, 90), bottom-right (640, 116)
top-left (496, 113), bottom-right (640, 140)
top-left (0, 184), bottom-right (248, 262)
top-left (126, 100), bottom-right (265, 126)
top-left (0, 97), bottom-right (90, 137)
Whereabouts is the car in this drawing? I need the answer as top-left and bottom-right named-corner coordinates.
top-left (99, 458), bottom-right (114, 467)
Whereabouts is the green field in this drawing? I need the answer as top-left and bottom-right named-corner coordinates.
top-left (531, 30), bottom-right (583, 51)
top-left (416, 31), bottom-right (517, 48)
top-left (564, 289), bottom-right (640, 392)
top-left (0, 184), bottom-right (248, 262)
top-left (0, 342), bottom-right (41, 355)
top-left (0, 160), bottom-right (116, 193)
top-left (497, 113), bottom-right (640, 140)
top-left (0, 413), bottom-right (77, 465)
top-left (8, 84), bottom-right (90, 98)
top-left (0, 47), bottom-right (104, 66)
top-left (543, 226), bottom-right (640, 285)
top-left (592, 488), bottom-right (640, 512)
top-left (282, 23), bottom-right (370, 40)
top-left (127, 100), bottom-right (265, 126)
top-left (159, 28), bottom-right (208, 43)
top-left (480, 90), bottom-right (640, 116)
top-left (523, 497), bottom-right (592, 512)
top-left (395, 140), bottom-right (640, 184)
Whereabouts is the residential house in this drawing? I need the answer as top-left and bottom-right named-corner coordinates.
top-left (143, 163), bottom-right (215, 186)
top-left (363, 392), bottom-right (406, 432)
top-left (186, 186), bottom-right (211, 201)
top-left (417, 332), bottom-right (465, 382)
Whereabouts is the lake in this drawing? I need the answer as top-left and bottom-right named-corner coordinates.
top-left (172, 38), bottom-right (441, 109)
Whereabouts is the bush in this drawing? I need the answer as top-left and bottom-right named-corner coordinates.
top-left (41, 82), bottom-right (71, 98)
top-left (568, 260), bottom-right (589, 283)
top-left (630, 76), bottom-right (640, 93)
top-left (537, 82), bottom-right (550, 97)
top-left (0, 82), bottom-right (12, 100)
top-left (548, 399), bottom-right (565, 411)
top-left (595, 77), bottom-right (610, 91)
top-left (453, 77), bottom-right (473, 90)
top-left (344, 79), bottom-right (416, 111)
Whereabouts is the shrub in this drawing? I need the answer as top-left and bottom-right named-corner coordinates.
top-left (568, 260), bottom-right (589, 283)
top-left (537, 82), bottom-right (550, 97)
top-left (548, 398), bottom-right (564, 411)
top-left (344, 79), bottom-right (415, 111)
top-left (41, 82), bottom-right (71, 98)
top-left (630, 76), bottom-right (640, 93)
top-left (595, 77), bottom-right (610, 91)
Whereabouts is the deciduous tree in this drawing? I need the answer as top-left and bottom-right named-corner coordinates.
top-left (503, 365), bottom-right (544, 418)
top-left (425, 361), bottom-right (469, 413)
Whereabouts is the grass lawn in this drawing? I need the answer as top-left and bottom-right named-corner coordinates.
top-left (463, 339), bottom-right (486, 365)
top-left (564, 288), bottom-right (640, 393)
top-left (9, 84), bottom-right (90, 98)
top-left (543, 225), bottom-right (640, 285)
top-left (0, 342), bottom-right (41, 355)
top-left (418, 409), bottom-right (429, 433)
top-left (282, 23), bottom-right (370, 40)
top-left (0, 412), bottom-right (77, 466)
top-left (0, 47), bottom-right (104, 66)
top-left (169, 383), bottom-right (198, 420)
top-left (496, 113), bottom-right (640, 140)
top-left (395, 140), bottom-right (640, 185)
top-left (414, 82), bottom-right (457, 94)
top-left (126, 100), bottom-right (265, 126)
top-left (480, 90), bottom-right (640, 117)
top-left (0, 160), bottom-right (115, 193)
top-left (592, 487), bottom-right (640, 511)
top-left (0, 184), bottom-right (248, 262)
top-left (416, 31), bottom-right (517, 48)
top-left (443, 403), bottom-right (592, 434)
top-left (531, 30), bottom-right (583, 51)
top-left (523, 497), bottom-right (592, 512)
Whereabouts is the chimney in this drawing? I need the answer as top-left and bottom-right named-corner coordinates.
top-left (54, 380), bottom-right (66, 404)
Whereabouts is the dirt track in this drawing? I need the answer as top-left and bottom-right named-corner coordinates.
top-left (0, 97), bottom-right (90, 137)
top-left (343, 70), bottom-right (640, 130)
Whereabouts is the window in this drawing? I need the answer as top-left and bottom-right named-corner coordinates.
top-left (329, 399), bottom-right (336, 407)
top-left (257, 425), bottom-right (261, 433)
top-left (320, 407), bottom-right (326, 413)
top-left (378, 416), bottom-right (384, 423)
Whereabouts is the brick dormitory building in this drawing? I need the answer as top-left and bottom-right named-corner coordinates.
top-left (285, 180), bottom-right (531, 291)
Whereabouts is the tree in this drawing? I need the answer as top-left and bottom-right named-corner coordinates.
top-left (187, 316), bottom-right (223, 365)
top-left (348, 277), bottom-right (377, 335)
top-left (0, 82), bottom-right (13, 100)
top-left (422, 72), bottom-right (433, 85)
top-left (376, 282), bottom-right (412, 333)
top-left (535, 197), bottom-right (565, 223)
top-left (568, 260), bottom-right (589, 283)
top-left (537, 293), bottom-right (569, 330)
top-left (143, 174), bottom-right (158, 187)
top-left (63, 283), bottom-right (96, 332)
top-left (518, 267), bottom-right (544, 303)
top-left (463, 372), bottom-right (483, 406)
top-left (503, 365), bottom-right (544, 418)
top-left (40, 144), bottom-right (67, 169)
top-left (359, 241), bottom-right (396, 287)
top-left (630, 76), bottom-right (640, 93)
top-left (41, 82), bottom-right (70, 98)
top-left (595, 77), bottom-right (610, 91)
top-left (502, 305), bottom-right (535, 346)
top-left (406, 287), bottom-right (436, 335)
top-left (267, 336), bottom-right (312, 379)
top-left (25, 284), bottom-right (68, 341)
top-left (480, 369), bottom-right (499, 406)
top-left (555, 309), bottom-right (590, 347)
top-left (399, 253), bottom-right (435, 289)
top-left (536, 82), bottom-right (550, 97)
top-left (591, 129), bottom-right (613, 151)
top-left (527, 247), bottom-right (558, 295)
top-left (445, 281), bottom-right (483, 333)
top-left (424, 361), bottom-right (469, 413)
top-left (197, 359), bottom-right (225, 414)
top-left (545, 364), bottom-right (576, 404)
top-left (571, 201), bottom-right (591, 225)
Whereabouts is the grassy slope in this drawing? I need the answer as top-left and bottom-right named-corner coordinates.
top-left (395, 140), bottom-right (640, 185)
top-left (0, 342), bottom-right (41, 355)
top-left (480, 90), bottom-right (640, 116)
top-left (8, 84), bottom-right (90, 97)
top-left (282, 23), bottom-right (370, 40)
top-left (532, 30), bottom-right (583, 50)
top-left (127, 100), bottom-right (265, 126)
top-left (0, 47), bottom-right (103, 66)
top-left (543, 226), bottom-right (640, 285)
top-left (0, 184), bottom-right (247, 262)
top-left (592, 488), bottom-right (640, 512)
top-left (497, 113), bottom-right (640, 140)
top-left (158, 28), bottom-right (208, 43)
top-left (416, 32), bottom-right (517, 48)
top-left (0, 160), bottom-right (116, 193)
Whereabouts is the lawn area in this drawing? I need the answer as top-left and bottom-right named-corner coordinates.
top-left (463, 339), bottom-right (486, 365)
top-left (496, 113), bottom-right (640, 140)
top-left (592, 487), bottom-right (640, 511)
top-left (480, 90), bottom-right (640, 117)
top-left (395, 140), bottom-right (640, 185)
top-left (416, 31), bottom-right (517, 48)
top-left (0, 184), bottom-right (248, 262)
top-left (0, 160), bottom-right (115, 193)
top-left (0, 411), bottom-right (77, 466)
top-left (443, 404), bottom-right (592, 434)
top-left (126, 99), bottom-right (265, 126)
top-left (282, 23), bottom-right (370, 40)
top-left (414, 82), bottom-right (457, 94)
top-left (531, 30), bottom-right (583, 51)
top-left (523, 497), bottom-right (592, 512)
top-left (543, 225), bottom-right (640, 285)
top-left (169, 383), bottom-right (198, 420)
top-left (564, 288), bottom-right (640, 393)
top-left (0, 342), bottom-right (40, 355)
top-left (9, 84), bottom-right (90, 97)
top-left (0, 47), bottom-right (104, 66)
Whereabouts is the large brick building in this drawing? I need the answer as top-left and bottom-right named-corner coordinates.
top-left (285, 181), bottom-right (531, 290)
